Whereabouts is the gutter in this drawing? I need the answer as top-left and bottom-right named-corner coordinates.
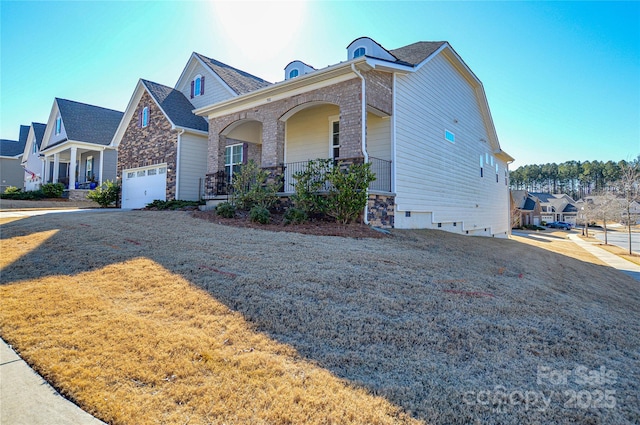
top-left (351, 63), bottom-right (369, 225)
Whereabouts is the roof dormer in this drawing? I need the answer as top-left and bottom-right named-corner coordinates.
top-left (346, 37), bottom-right (396, 62)
top-left (284, 60), bottom-right (315, 80)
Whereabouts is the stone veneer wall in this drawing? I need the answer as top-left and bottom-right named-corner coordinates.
top-left (367, 193), bottom-right (395, 228)
top-left (117, 91), bottom-right (178, 201)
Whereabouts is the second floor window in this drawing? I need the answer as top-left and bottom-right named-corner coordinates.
top-left (191, 75), bottom-right (205, 98)
top-left (353, 47), bottom-right (365, 58)
top-left (55, 116), bottom-right (62, 135)
top-left (142, 106), bottom-right (149, 127)
top-left (289, 69), bottom-right (299, 79)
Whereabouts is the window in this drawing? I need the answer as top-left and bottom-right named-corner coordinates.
top-left (504, 170), bottom-right (508, 186)
top-left (445, 130), bottom-right (455, 143)
top-left (495, 164), bottom-right (499, 183)
top-left (225, 144), bottom-right (243, 183)
top-left (147, 168), bottom-right (157, 176)
top-left (191, 75), bottom-right (205, 98)
top-left (331, 120), bottom-right (340, 159)
top-left (55, 116), bottom-right (62, 135)
top-left (289, 69), bottom-right (299, 79)
top-left (127, 171), bottom-right (135, 179)
top-left (32, 141), bottom-right (37, 154)
top-left (142, 106), bottom-right (149, 127)
top-left (480, 155), bottom-right (484, 177)
top-left (353, 47), bottom-right (365, 58)
top-left (158, 167), bottom-right (166, 174)
top-left (137, 170), bottom-right (146, 177)
top-left (86, 156), bottom-right (94, 181)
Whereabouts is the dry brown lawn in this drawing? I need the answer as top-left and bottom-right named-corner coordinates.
top-left (1, 210), bottom-right (639, 425)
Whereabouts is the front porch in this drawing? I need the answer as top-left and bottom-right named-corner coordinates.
top-left (41, 143), bottom-right (117, 190)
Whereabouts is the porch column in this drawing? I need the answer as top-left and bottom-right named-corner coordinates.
top-left (261, 119), bottom-right (285, 168)
top-left (53, 153), bottom-right (60, 183)
top-left (43, 156), bottom-right (50, 183)
top-left (69, 146), bottom-right (77, 189)
top-left (98, 150), bottom-right (104, 184)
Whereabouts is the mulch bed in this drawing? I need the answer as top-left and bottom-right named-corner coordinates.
top-left (192, 209), bottom-right (388, 239)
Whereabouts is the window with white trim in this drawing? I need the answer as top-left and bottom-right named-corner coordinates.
top-left (127, 171), bottom-right (135, 179)
top-left (330, 120), bottom-right (340, 159)
top-left (55, 116), bottom-right (62, 135)
top-left (225, 144), bottom-right (243, 183)
top-left (445, 130), bottom-right (455, 143)
top-left (480, 155), bottom-right (484, 177)
top-left (353, 47), bottom-right (365, 58)
top-left (289, 69), bottom-right (299, 79)
top-left (142, 106), bottom-right (149, 127)
top-left (32, 140), bottom-right (37, 154)
top-left (191, 74), bottom-right (205, 98)
top-left (495, 163), bottom-right (499, 183)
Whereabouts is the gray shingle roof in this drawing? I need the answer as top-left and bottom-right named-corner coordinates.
top-left (142, 80), bottom-right (208, 132)
top-left (390, 41), bottom-right (447, 66)
top-left (0, 139), bottom-right (25, 157)
top-left (195, 53), bottom-right (272, 95)
top-left (18, 125), bottom-right (30, 144)
top-left (56, 98), bottom-right (124, 146)
top-left (32, 123), bottom-right (47, 149)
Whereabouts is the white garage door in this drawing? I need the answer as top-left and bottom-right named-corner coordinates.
top-left (122, 165), bottom-right (167, 209)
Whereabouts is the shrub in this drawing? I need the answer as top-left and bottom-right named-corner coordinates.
top-left (0, 189), bottom-right (46, 200)
top-left (249, 205), bottom-right (271, 224)
top-left (325, 162), bottom-right (376, 224)
top-left (215, 202), bottom-right (236, 218)
top-left (4, 186), bottom-right (21, 194)
top-left (146, 199), bottom-right (201, 210)
top-left (86, 180), bottom-right (120, 208)
top-left (290, 159), bottom-right (332, 216)
top-left (283, 207), bottom-right (308, 225)
top-left (231, 160), bottom-right (278, 210)
top-left (41, 183), bottom-right (65, 198)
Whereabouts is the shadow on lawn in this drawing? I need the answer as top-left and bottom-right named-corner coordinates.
top-left (2, 210), bottom-right (639, 425)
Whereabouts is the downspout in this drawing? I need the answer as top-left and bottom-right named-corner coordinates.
top-left (175, 128), bottom-right (185, 200)
top-left (351, 63), bottom-right (369, 224)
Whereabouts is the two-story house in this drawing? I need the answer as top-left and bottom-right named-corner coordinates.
top-left (195, 37), bottom-right (513, 236)
top-left (21, 122), bottom-right (47, 191)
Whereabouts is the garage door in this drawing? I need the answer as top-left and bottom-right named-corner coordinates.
top-left (122, 165), bottom-right (167, 209)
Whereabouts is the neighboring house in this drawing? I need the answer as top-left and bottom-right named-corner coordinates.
top-left (0, 127), bottom-right (28, 193)
top-left (578, 195), bottom-right (640, 225)
top-left (111, 52), bottom-right (270, 209)
top-left (195, 36), bottom-right (513, 236)
top-left (531, 192), bottom-right (579, 225)
top-left (21, 122), bottom-right (47, 191)
top-left (511, 190), bottom-right (542, 227)
top-left (39, 98), bottom-right (123, 199)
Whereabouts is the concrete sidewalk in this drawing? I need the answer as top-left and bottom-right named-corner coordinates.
top-left (0, 339), bottom-right (105, 425)
top-left (568, 234), bottom-right (640, 281)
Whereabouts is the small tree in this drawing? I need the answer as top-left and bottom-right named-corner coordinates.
top-left (619, 159), bottom-right (639, 255)
top-left (593, 192), bottom-right (620, 245)
top-left (290, 159), bottom-right (333, 216)
top-left (325, 161), bottom-right (376, 224)
top-left (86, 180), bottom-right (120, 208)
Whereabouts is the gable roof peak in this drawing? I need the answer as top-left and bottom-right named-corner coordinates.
top-left (191, 52), bottom-right (272, 95)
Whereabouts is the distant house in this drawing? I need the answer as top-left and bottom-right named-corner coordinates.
top-left (510, 190), bottom-right (541, 227)
top-left (195, 36), bottom-right (513, 236)
top-left (39, 98), bottom-right (123, 199)
top-left (20, 122), bottom-right (47, 191)
top-left (531, 192), bottom-right (578, 225)
top-left (111, 52), bottom-right (270, 209)
top-left (578, 195), bottom-right (640, 225)
top-left (0, 126), bottom-right (28, 192)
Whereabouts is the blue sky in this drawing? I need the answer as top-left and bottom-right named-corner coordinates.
top-left (1, 1), bottom-right (638, 168)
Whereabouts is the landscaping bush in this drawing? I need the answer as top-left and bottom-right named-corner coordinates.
top-left (0, 189), bottom-right (47, 200)
top-left (231, 160), bottom-right (278, 210)
top-left (283, 207), bottom-right (308, 225)
top-left (215, 202), bottom-right (236, 218)
top-left (145, 199), bottom-right (202, 210)
top-left (4, 186), bottom-right (21, 195)
top-left (86, 180), bottom-right (120, 208)
top-left (325, 162), bottom-right (376, 224)
top-left (249, 205), bottom-right (271, 224)
top-left (41, 183), bottom-right (65, 198)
